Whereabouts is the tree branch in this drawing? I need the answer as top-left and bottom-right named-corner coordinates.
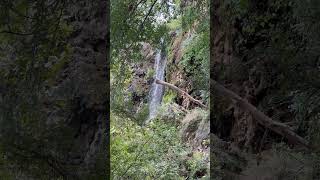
top-left (155, 79), bottom-right (208, 109)
top-left (0, 30), bottom-right (33, 36)
top-left (211, 79), bottom-right (310, 149)
top-left (139, 0), bottom-right (158, 31)
top-left (129, 0), bottom-right (147, 16)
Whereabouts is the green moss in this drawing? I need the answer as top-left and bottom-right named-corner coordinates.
top-left (146, 68), bottom-right (155, 79)
top-left (55, 99), bottom-right (68, 109)
top-left (163, 90), bottom-right (177, 104)
top-left (42, 44), bottom-right (73, 84)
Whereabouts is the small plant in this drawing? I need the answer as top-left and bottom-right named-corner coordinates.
top-left (167, 17), bottom-right (182, 31)
top-left (163, 90), bottom-right (177, 104)
top-left (146, 69), bottom-right (155, 79)
top-left (186, 151), bottom-right (208, 179)
top-left (134, 103), bottom-right (150, 125)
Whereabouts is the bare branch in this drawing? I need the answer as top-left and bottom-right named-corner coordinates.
top-left (139, 0), bottom-right (158, 31)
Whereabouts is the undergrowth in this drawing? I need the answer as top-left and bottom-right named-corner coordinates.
top-left (111, 112), bottom-right (209, 179)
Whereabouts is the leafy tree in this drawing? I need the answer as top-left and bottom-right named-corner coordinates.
top-left (111, 0), bottom-right (175, 119)
top-left (110, 0), bottom-right (210, 179)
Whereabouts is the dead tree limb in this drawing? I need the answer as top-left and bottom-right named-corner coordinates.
top-left (155, 79), bottom-right (208, 109)
top-left (211, 79), bottom-right (310, 149)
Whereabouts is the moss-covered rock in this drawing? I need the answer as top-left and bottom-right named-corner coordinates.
top-left (180, 108), bottom-right (209, 146)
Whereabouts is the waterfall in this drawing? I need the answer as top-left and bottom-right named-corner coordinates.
top-left (146, 41), bottom-right (167, 123)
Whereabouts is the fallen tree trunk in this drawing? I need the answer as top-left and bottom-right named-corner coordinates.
top-left (211, 79), bottom-right (310, 149)
top-left (155, 79), bottom-right (208, 109)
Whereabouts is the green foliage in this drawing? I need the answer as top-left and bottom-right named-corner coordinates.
top-left (289, 89), bottom-right (320, 149)
top-left (163, 90), bottom-right (178, 104)
top-left (110, 0), bottom-right (181, 128)
top-left (166, 17), bottom-right (182, 31)
top-left (110, 0), bottom-right (172, 115)
top-left (172, 0), bottom-right (209, 102)
top-left (0, 1), bottom-right (97, 178)
top-left (42, 44), bottom-right (73, 84)
top-left (111, 0), bottom-right (171, 57)
top-left (111, 113), bottom-right (188, 179)
top-left (180, 31), bottom-right (209, 92)
top-left (111, 0), bottom-right (211, 179)
top-left (186, 151), bottom-right (209, 179)
top-left (181, 6), bottom-right (198, 30)
top-left (181, 0), bottom-right (209, 31)
top-left (146, 68), bottom-right (155, 79)
top-left (135, 104), bottom-right (150, 125)
top-left (111, 113), bottom-right (210, 179)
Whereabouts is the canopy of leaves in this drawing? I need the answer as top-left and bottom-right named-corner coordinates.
top-left (111, 0), bottom-right (178, 118)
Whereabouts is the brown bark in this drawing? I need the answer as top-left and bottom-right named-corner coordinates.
top-left (211, 79), bottom-right (310, 149)
top-left (155, 79), bottom-right (208, 109)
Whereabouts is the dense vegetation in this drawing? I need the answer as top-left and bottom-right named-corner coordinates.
top-left (0, 0), bottom-right (318, 179)
top-left (0, 1), bottom-right (72, 178)
top-left (211, 0), bottom-right (320, 179)
top-left (111, 0), bottom-right (210, 179)
top-left (111, 114), bottom-right (208, 179)
top-left (0, 0), bottom-right (106, 179)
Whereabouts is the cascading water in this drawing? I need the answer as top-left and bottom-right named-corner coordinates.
top-left (146, 40), bottom-right (167, 123)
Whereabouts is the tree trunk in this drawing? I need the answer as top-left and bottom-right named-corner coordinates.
top-left (211, 79), bottom-right (310, 149)
top-left (155, 79), bottom-right (208, 109)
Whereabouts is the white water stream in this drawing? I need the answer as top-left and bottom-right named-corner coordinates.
top-left (146, 43), bottom-right (167, 123)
